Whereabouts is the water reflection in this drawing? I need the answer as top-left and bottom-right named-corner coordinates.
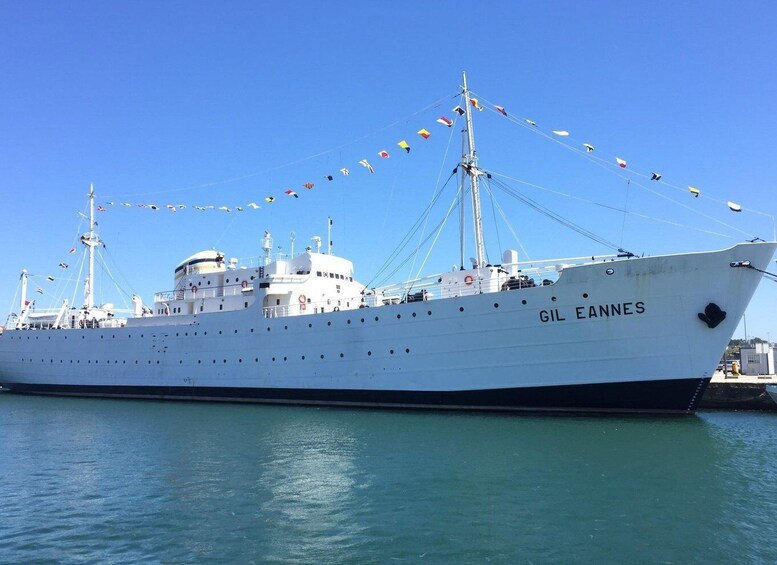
top-left (1, 395), bottom-right (775, 563)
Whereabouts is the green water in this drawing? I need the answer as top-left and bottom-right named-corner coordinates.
top-left (1, 395), bottom-right (775, 563)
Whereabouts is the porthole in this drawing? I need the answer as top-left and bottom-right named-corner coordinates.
top-left (308, 323), bottom-right (312, 328)
top-left (361, 318), bottom-right (365, 323)
top-left (397, 314), bottom-right (401, 319)
top-left (551, 297), bottom-right (557, 302)
top-left (494, 303), bottom-right (499, 308)
top-left (427, 311), bottom-right (432, 316)
top-left (340, 353), bottom-right (344, 358)
top-left (459, 307), bottom-right (464, 312)
top-left (375, 316), bottom-right (379, 321)
top-left (412, 312), bottom-right (417, 317)
top-left (405, 348), bottom-right (410, 353)
top-left (367, 351), bottom-right (372, 356)
top-left (327, 321), bottom-right (332, 326)
top-left (347, 320), bottom-right (351, 325)
top-left (390, 349), bottom-right (394, 354)
top-left (522, 300), bottom-right (527, 305)
top-left (606, 268), bottom-right (615, 275)
top-left (234, 329), bottom-right (238, 334)
top-left (583, 293), bottom-right (589, 298)
top-left (301, 355), bottom-right (305, 360)
top-left (320, 354), bottom-right (324, 359)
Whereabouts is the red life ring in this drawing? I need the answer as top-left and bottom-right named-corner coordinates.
top-left (298, 295), bottom-right (307, 304)
top-left (241, 280), bottom-right (248, 289)
top-left (464, 275), bottom-right (474, 286)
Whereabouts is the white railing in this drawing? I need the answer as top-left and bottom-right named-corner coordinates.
top-left (154, 284), bottom-right (253, 303)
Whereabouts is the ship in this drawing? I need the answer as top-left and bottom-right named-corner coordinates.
top-left (1, 73), bottom-right (775, 414)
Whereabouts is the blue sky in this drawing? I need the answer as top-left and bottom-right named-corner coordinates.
top-left (1, 1), bottom-right (776, 340)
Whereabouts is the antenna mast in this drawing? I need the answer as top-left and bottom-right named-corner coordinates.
top-left (461, 71), bottom-right (486, 268)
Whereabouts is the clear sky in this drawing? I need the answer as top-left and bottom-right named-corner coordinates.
top-left (1, 1), bottom-right (776, 340)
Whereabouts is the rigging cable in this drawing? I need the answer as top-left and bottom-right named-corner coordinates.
top-left (103, 93), bottom-right (460, 199)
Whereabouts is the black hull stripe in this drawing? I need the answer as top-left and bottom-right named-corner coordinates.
top-left (2, 378), bottom-right (710, 415)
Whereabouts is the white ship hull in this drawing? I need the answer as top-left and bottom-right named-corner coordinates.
top-left (2, 242), bottom-right (774, 414)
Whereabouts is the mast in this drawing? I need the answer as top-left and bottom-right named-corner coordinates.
top-left (83, 183), bottom-right (97, 309)
top-left (19, 269), bottom-right (28, 315)
top-left (461, 71), bottom-right (486, 268)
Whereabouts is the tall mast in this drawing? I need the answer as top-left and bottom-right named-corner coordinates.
top-left (461, 71), bottom-right (486, 268)
top-left (84, 183), bottom-right (96, 309)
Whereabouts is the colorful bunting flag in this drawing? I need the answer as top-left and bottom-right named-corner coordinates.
top-left (236, 207), bottom-right (243, 212)
top-left (688, 186), bottom-right (700, 197)
top-left (265, 196), bottom-right (275, 203)
top-left (417, 129), bottom-right (431, 139)
top-left (284, 190), bottom-right (298, 198)
top-left (398, 140), bottom-right (410, 153)
top-left (122, 203), bottom-right (132, 207)
top-left (148, 204), bottom-right (159, 210)
top-left (96, 206), bottom-right (106, 212)
top-left (526, 119), bottom-right (537, 127)
top-left (651, 173), bottom-right (662, 181)
top-left (303, 182), bottom-right (314, 189)
top-left (553, 130), bottom-right (570, 137)
top-left (46, 275), bottom-right (54, 281)
top-left (495, 105), bottom-right (508, 116)
top-left (218, 206), bottom-right (231, 212)
top-left (166, 204), bottom-right (177, 212)
top-left (325, 175), bottom-right (334, 181)
top-left (359, 159), bottom-right (374, 173)
top-left (616, 157), bottom-right (627, 169)
top-left (378, 150), bottom-right (390, 158)
top-left (727, 201), bottom-right (742, 212)
top-left (340, 168), bottom-right (350, 176)
top-left (470, 98), bottom-right (483, 111)
top-left (453, 106), bottom-right (465, 116)
top-left (68, 248), bottom-right (76, 254)
top-left (247, 202), bottom-right (260, 209)
top-left (58, 263), bottom-right (68, 269)
top-left (36, 288), bottom-right (44, 294)
top-left (436, 116), bottom-right (453, 127)
top-left (583, 144), bottom-right (594, 152)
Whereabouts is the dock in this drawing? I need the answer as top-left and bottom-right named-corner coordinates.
top-left (699, 372), bottom-right (777, 411)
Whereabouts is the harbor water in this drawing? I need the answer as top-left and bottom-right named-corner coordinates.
top-left (1, 394), bottom-right (775, 563)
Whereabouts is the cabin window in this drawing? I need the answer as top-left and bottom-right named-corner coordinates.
top-left (317, 271), bottom-right (322, 276)
top-left (276, 299), bottom-right (280, 306)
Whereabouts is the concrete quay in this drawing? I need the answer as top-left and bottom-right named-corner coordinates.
top-left (699, 372), bottom-right (777, 411)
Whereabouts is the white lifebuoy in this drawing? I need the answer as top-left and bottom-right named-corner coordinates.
top-left (298, 295), bottom-right (307, 304)
top-left (464, 275), bottom-right (474, 286)
top-left (241, 280), bottom-right (248, 289)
